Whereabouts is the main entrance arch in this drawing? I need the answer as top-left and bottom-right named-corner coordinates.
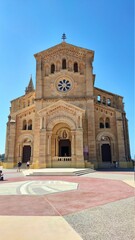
top-left (38, 100), bottom-right (85, 168)
top-left (59, 139), bottom-right (71, 157)
top-left (51, 123), bottom-right (72, 158)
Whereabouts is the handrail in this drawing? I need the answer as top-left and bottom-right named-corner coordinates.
top-left (53, 157), bottom-right (72, 161)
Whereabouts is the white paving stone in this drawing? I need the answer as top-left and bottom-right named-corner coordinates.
top-left (0, 180), bottom-right (78, 195)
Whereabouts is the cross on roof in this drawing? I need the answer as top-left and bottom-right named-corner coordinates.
top-left (62, 33), bottom-right (66, 42)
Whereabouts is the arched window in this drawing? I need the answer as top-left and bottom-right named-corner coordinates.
top-left (105, 118), bottom-right (110, 128)
top-left (74, 62), bottom-right (78, 72)
top-left (28, 120), bottom-right (32, 130)
top-left (62, 59), bottom-right (66, 69)
top-left (107, 98), bottom-right (111, 106)
top-left (103, 97), bottom-right (106, 105)
top-left (97, 95), bottom-right (101, 103)
top-left (28, 100), bottom-right (30, 106)
top-left (51, 64), bottom-right (55, 73)
top-left (23, 120), bottom-right (27, 130)
top-left (99, 118), bottom-right (104, 128)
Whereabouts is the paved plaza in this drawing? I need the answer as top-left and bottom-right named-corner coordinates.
top-left (0, 167), bottom-right (134, 240)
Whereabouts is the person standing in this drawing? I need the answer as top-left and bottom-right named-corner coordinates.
top-left (0, 170), bottom-right (4, 180)
top-left (26, 161), bottom-right (30, 169)
top-left (17, 161), bottom-right (22, 172)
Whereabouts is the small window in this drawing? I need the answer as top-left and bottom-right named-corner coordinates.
top-left (62, 59), bottom-right (66, 69)
top-left (105, 118), bottom-right (110, 128)
top-left (97, 95), bottom-right (101, 102)
top-left (51, 64), bottom-right (55, 73)
top-left (74, 62), bottom-right (78, 72)
top-left (28, 120), bottom-right (32, 130)
top-left (100, 122), bottom-right (104, 128)
top-left (107, 98), bottom-right (111, 106)
top-left (23, 120), bottom-right (27, 130)
top-left (99, 118), bottom-right (104, 128)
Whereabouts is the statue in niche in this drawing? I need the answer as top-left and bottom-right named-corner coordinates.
top-left (62, 130), bottom-right (67, 139)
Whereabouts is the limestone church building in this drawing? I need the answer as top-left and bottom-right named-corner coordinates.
top-left (5, 39), bottom-right (131, 169)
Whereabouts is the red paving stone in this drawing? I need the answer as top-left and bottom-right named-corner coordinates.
top-left (0, 195), bottom-right (59, 216)
top-left (0, 176), bottom-right (134, 216)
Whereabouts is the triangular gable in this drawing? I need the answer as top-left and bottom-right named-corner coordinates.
top-left (38, 100), bottom-right (85, 116)
top-left (34, 41), bottom-right (94, 58)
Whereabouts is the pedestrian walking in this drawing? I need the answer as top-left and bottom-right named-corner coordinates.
top-left (116, 161), bottom-right (118, 168)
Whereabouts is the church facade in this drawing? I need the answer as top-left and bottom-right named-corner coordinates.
top-left (5, 41), bottom-right (131, 169)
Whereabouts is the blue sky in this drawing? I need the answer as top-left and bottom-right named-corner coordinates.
top-left (0, 0), bottom-right (134, 158)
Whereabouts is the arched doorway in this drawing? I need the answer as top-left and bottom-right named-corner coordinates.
top-left (51, 124), bottom-right (72, 158)
top-left (59, 139), bottom-right (71, 156)
top-left (22, 145), bottom-right (31, 163)
top-left (96, 133), bottom-right (116, 166)
top-left (101, 144), bottom-right (112, 162)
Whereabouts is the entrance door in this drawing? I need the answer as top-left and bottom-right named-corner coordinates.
top-left (59, 140), bottom-right (71, 156)
top-left (22, 145), bottom-right (31, 163)
top-left (101, 144), bottom-right (111, 162)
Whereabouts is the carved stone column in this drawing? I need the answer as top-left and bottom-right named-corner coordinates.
top-left (39, 129), bottom-right (46, 168)
top-left (75, 129), bottom-right (85, 168)
top-left (46, 131), bottom-right (52, 167)
top-left (71, 131), bottom-right (75, 166)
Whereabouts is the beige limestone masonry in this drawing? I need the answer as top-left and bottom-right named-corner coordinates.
top-left (4, 41), bottom-right (131, 168)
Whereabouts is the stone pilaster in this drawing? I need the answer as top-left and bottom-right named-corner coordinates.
top-left (116, 111), bottom-right (126, 161)
top-left (6, 120), bottom-right (16, 167)
top-left (86, 99), bottom-right (96, 162)
top-left (46, 131), bottom-right (52, 167)
top-left (75, 129), bottom-right (85, 168)
top-left (32, 113), bottom-right (40, 168)
top-left (39, 129), bottom-right (47, 168)
top-left (85, 53), bottom-right (94, 97)
top-left (35, 56), bottom-right (43, 99)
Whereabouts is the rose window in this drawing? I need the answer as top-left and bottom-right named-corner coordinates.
top-left (57, 79), bottom-right (72, 92)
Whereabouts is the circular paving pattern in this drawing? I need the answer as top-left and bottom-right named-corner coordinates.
top-left (0, 180), bottom-right (78, 195)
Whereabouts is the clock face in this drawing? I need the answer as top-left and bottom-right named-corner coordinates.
top-left (57, 79), bottom-right (72, 92)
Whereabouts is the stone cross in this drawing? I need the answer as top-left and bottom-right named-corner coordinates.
top-left (62, 33), bottom-right (66, 42)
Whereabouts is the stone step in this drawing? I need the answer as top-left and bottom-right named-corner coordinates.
top-left (73, 168), bottom-right (95, 176)
top-left (23, 168), bottom-right (95, 177)
top-left (27, 172), bottom-right (75, 176)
